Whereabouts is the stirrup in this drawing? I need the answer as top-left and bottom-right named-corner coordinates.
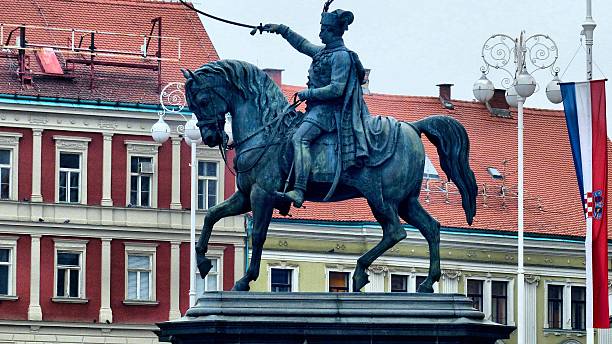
top-left (275, 189), bottom-right (304, 208)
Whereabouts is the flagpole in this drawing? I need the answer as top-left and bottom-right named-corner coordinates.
top-left (583, 1), bottom-right (596, 343)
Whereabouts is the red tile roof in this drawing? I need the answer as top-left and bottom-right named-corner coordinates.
top-left (280, 85), bottom-right (607, 239)
top-left (0, 0), bottom-right (218, 103)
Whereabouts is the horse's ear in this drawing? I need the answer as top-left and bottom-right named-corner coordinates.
top-left (181, 68), bottom-right (190, 80)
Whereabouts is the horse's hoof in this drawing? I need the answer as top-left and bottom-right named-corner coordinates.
top-left (352, 272), bottom-right (370, 292)
top-left (231, 280), bottom-right (250, 291)
top-left (196, 253), bottom-right (213, 278)
top-left (417, 283), bottom-right (434, 293)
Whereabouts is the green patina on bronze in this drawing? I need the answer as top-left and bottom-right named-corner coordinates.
top-left (181, 9), bottom-right (477, 293)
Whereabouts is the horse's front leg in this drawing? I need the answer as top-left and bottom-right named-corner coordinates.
top-left (196, 191), bottom-right (251, 279)
top-left (232, 185), bottom-right (274, 291)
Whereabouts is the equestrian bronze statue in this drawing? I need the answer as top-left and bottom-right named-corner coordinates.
top-left (181, 7), bottom-right (477, 293)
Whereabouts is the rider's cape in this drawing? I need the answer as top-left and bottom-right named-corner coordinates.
top-left (337, 50), bottom-right (369, 171)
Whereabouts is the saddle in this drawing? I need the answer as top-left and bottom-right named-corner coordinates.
top-left (281, 114), bottom-right (401, 184)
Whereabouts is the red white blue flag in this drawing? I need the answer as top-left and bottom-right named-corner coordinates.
top-left (561, 79), bottom-right (609, 329)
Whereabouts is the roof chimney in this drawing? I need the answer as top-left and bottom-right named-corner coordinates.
top-left (486, 89), bottom-right (512, 118)
top-left (436, 83), bottom-right (454, 110)
top-left (362, 69), bottom-right (371, 95)
top-left (263, 68), bottom-right (283, 86)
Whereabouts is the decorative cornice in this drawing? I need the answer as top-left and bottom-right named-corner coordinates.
top-left (368, 265), bottom-right (388, 274)
top-left (53, 136), bottom-right (92, 151)
top-left (99, 120), bottom-right (118, 130)
top-left (125, 140), bottom-right (161, 155)
top-left (525, 274), bottom-right (540, 285)
top-left (441, 270), bottom-right (462, 280)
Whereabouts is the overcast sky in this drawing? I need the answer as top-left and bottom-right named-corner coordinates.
top-left (192, 0), bottom-right (610, 113)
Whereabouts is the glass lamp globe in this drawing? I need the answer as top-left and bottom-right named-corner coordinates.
top-left (473, 73), bottom-right (495, 103)
top-left (505, 86), bottom-right (519, 108)
top-left (515, 69), bottom-right (536, 98)
top-left (184, 136), bottom-right (202, 146)
top-left (546, 75), bottom-right (563, 104)
top-left (184, 114), bottom-right (202, 141)
top-left (151, 117), bottom-right (170, 143)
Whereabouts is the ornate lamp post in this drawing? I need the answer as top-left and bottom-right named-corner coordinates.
top-left (151, 82), bottom-right (202, 308)
top-left (473, 31), bottom-right (561, 344)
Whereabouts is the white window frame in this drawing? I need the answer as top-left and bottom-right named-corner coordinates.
top-left (125, 141), bottom-right (161, 208)
top-left (267, 263), bottom-right (299, 292)
top-left (195, 246), bottom-right (224, 295)
top-left (326, 267), bottom-right (353, 293)
top-left (543, 281), bottom-right (585, 331)
top-left (53, 239), bottom-right (88, 301)
top-left (195, 146), bottom-right (225, 209)
top-left (124, 242), bottom-right (157, 303)
top-left (197, 160), bottom-right (220, 210)
top-left (463, 275), bottom-right (514, 326)
top-left (54, 136), bottom-right (91, 204)
top-left (387, 270), bottom-right (439, 293)
top-left (0, 236), bottom-right (18, 298)
top-left (0, 132), bottom-right (22, 200)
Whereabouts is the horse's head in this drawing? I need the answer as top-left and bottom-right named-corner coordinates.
top-left (182, 68), bottom-right (230, 148)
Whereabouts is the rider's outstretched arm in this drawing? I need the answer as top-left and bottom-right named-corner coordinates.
top-left (273, 25), bottom-right (321, 57)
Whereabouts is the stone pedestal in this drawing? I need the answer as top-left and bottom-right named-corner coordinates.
top-left (156, 292), bottom-right (514, 344)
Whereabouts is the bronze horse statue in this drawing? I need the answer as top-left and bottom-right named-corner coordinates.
top-left (182, 59), bottom-right (477, 293)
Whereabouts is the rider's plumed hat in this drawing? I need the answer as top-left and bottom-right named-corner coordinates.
top-left (320, 9), bottom-right (354, 31)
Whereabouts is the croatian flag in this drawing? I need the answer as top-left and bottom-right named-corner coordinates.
top-left (561, 79), bottom-right (609, 329)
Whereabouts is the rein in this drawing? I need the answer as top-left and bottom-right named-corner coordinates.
top-left (205, 98), bottom-right (303, 176)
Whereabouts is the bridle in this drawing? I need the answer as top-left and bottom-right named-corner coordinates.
top-left (194, 89), bottom-right (303, 176)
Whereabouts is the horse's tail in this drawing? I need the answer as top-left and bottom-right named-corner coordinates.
top-left (412, 115), bottom-right (477, 225)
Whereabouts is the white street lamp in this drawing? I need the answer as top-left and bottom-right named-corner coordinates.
top-left (152, 82), bottom-right (201, 309)
top-left (473, 72), bottom-right (495, 103)
top-left (545, 74), bottom-right (563, 104)
top-left (474, 31), bottom-right (560, 344)
top-left (505, 86), bottom-right (518, 108)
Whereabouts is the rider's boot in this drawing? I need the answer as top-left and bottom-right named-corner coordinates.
top-left (282, 137), bottom-right (311, 208)
top-left (284, 188), bottom-right (305, 208)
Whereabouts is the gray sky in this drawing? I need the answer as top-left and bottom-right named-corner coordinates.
top-left (193, 0), bottom-right (610, 112)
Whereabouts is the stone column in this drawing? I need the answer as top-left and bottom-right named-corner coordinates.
top-left (28, 234), bottom-right (42, 320)
top-left (440, 270), bottom-right (461, 294)
top-left (99, 238), bottom-right (113, 323)
top-left (101, 133), bottom-right (113, 206)
top-left (169, 241), bottom-right (182, 320)
top-left (524, 275), bottom-right (539, 343)
top-left (170, 137), bottom-right (183, 210)
top-left (483, 278), bottom-right (492, 321)
top-left (364, 266), bottom-right (387, 292)
top-left (234, 245), bottom-right (245, 283)
top-left (563, 283), bottom-right (572, 330)
top-left (30, 129), bottom-right (43, 202)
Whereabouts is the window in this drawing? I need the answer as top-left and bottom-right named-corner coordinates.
top-left (467, 279), bottom-right (484, 312)
top-left (197, 161), bottom-right (218, 210)
top-left (54, 136), bottom-right (90, 204)
top-left (270, 268), bottom-right (292, 292)
top-left (0, 132), bottom-right (22, 200)
top-left (196, 257), bottom-right (220, 295)
top-left (329, 271), bottom-right (350, 292)
top-left (125, 140), bottom-right (160, 208)
top-left (124, 243), bottom-right (157, 303)
top-left (491, 281), bottom-right (507, 324)
top-left (0, 149), bottom-right (11, 200)
top-left (391, 274), bottom-right (408, 292)
top-left (130, 156), bottom-right (153, 207)
top-left (127, 255), bottom-right (152, 301)
top-left (571, 286), bottom-right (586, 330)
top-left (56, 252), bottom-right (82, 297)
top-left (58, 153), bottom-right (81, 203)
top-left (54, 239), bottom-right (87, 300)
top-left (0, 237), bottom-right (17, 297)
top-left (423, 155), bottom-right (439, 180)
top-left (548, 285), bottom-right (564, 329)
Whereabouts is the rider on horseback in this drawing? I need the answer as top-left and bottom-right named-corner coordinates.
top-left (263, 9), bottom-right (371, 208)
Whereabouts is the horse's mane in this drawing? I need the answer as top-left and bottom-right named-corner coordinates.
top-left (191, 60), bottom-right (290, 124)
